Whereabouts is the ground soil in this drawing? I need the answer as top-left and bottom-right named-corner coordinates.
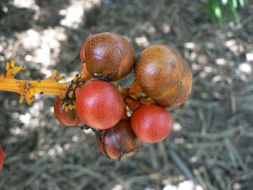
top-left (0, 0), bottom-right (253, 189)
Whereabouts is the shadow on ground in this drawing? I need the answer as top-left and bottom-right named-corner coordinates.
top-left (0, 0), bottom-right (253, 189)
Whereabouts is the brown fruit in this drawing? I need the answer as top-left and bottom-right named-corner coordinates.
top-left (54, 96), bottom-right (83, 126)
top-left (135, 45), bottom-right (192, 108)
top-left (85, 32), bottom-right (135, 81)
top-left (96, 120), bottom-right (140, 160)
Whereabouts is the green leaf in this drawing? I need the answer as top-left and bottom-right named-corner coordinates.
top-left (229, 4), bottom-right (240, 20)
top-left (214, 5), bottom-right (222, 19)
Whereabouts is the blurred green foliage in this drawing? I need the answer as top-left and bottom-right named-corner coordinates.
top-left (204, 0), bottom-right (248, 26)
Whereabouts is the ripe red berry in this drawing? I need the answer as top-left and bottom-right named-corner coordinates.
top-left (135, 45), bottom-right (192, 108)
top-left (0, 146), bottom-right (4, 170)
top-left (83, 32), bottom-right (135, 81)
top-left (96, 120), bottom-right (140, 160)
top-left (131, 104), bottom-right (172, 143)
top-left (75, 80), bottom-right (124, 130)
top-left (54, 96), bottom-right (83, 126)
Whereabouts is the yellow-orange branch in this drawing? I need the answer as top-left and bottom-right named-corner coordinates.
top-left (0, 78), bottom-right (69, 95)
top-left (0, 59), bottom-right (70, 104)
top-left (0, 77), bottom-right (69, 104)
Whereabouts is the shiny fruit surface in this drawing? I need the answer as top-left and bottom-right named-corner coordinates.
top-left (135, 45), bottom-right (192, 108)
top-left (131, 104), bottom-right (172, 143)
top-left (85, 32), bottom-right (135, 80)
top-left (80, 36), bottom-right (91, 63)
top-left (96, 120), bottom-right (140, 160)
top-left (80, 40), bottom-right (87, 63)
top-left (54, 96), bottom-right (83, 126)
top-left (75, 80), bottom-right (124, 129)
top-left (80, 34), bottom-right (96, 63)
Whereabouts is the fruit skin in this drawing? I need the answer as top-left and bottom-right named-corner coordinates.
top-left (85, 32), bottom-right (135, 81)
top-left (96, 120), bottom-right (140, 160)
top-left (75, 80), bottom-right (124, 130)
top-left (80, 36), bottom-right (91, 63)
top-left (131, 104), bottom-right (172, 143)
top-left (80, 34), bottom-right (96, 63)
top-left (80, 63), bottom-right (91, 80)
top-left (0, 146), bottom-right (4, 170)
top-left (135, 45), bottom-right (192, 108)
top-left (54, 96), bottom-right (83, 127)
top-left (80, 40), bottom-right (87, 62)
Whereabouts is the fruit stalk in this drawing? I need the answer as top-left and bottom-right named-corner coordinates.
top-left (0, 77), bottom-right (69, 102)
top-left (0, 59), bottom-right (69, 104)
top-left (122, 80), bottom-right (155, 109)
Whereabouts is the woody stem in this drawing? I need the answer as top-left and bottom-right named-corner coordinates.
top-left (0, 78), bottom-right (69, 95)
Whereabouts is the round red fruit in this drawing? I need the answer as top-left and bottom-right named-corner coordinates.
top-left (0, 146), bottom-right (4, 170)
top-left (131, 104), bottom-right (172, 143)
top-left (75, 80), bottom-right (124, 130)
top-left (54, 96), bottom-right (83, 126)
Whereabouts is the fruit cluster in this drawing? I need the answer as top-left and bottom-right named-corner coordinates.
top-left (54, 32), bottom-right (192, 160)
top-left (0, 32), bottom-right (192, 162)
